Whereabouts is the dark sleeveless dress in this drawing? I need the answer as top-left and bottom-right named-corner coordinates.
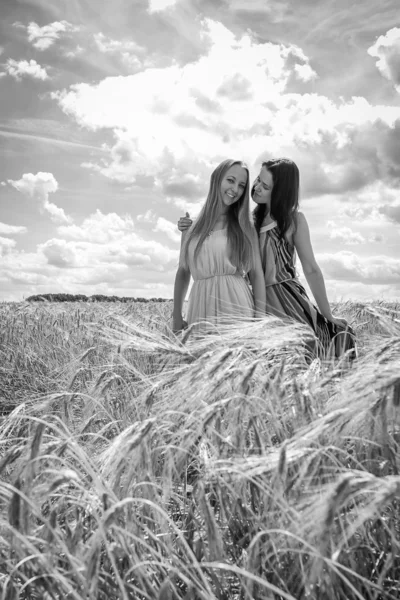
top-left (259, 221), bottom-right (356, 360)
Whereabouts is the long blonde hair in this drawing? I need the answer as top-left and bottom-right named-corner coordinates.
top-left (183, 159), bottom-right (255, 273)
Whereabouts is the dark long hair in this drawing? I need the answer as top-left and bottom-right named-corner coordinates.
top-left (252, 158), bottom-right (299, 238)
top-left (182, 159), bottom-right (255, 272)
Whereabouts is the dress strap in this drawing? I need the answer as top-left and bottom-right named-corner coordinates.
top-left (260, 221), bottom-right (277, 234)
top-left (265, 277), bottom-right (296, 288)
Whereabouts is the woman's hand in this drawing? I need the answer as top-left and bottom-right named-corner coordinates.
top-left (329, 315), bottom-right (349, 328)
top-left (178, 212), bottom-right (192, 232)
top-left (172, 317), bottom-right (188, 333)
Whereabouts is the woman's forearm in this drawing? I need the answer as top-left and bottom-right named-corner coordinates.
top-left (249, 270), bottom-right (266, 318)
top-left (173, 267), bottom-right (190, 320)
top-left (304, 268), bottom-right (333, 320)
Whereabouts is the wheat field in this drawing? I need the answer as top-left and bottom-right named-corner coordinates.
top-left (0, 299), bottom-right (399, 600)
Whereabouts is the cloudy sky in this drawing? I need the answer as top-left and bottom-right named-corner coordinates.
top-left (0, 0), bottom-right (399, 302)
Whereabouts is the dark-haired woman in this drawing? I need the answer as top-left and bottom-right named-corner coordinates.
top-left (179, 158), bottom-right (356, 358)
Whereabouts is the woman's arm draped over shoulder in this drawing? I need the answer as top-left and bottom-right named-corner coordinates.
top-left (247, 230), bottom-right (266, 318)
top-left (172, 231), bottom-right (191, 332)
top-left (178, 212), bottom-right (192, 232)
top-left (293, 212), bottom-right (344, 325)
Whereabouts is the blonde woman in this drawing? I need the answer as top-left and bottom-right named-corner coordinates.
top-left (172, 159), bottom-right (266, 334)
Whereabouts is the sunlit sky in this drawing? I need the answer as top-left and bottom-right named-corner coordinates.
top-left (0, 0), bottom-right (399, 301)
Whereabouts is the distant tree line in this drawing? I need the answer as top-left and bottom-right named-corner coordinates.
top-left (26, 293), bottom-right (171, 303)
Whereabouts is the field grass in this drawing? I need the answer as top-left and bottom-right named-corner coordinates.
top-left (0, 299), bottom-right (400, 600)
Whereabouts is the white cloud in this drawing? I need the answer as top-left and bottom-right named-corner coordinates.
top-left (368, 27), bottom-right (400, 89)
top-left (294, 63), bottom-right (317, 82)
top-left (65, 46), bottom-right (84, 59)
top-left (341, 204), bottom-right (382, 223)
top-left (148, 0), bottom-right (178, 13)
top-left (51, 20), bottom-right (321, 181)
top-left (93, 33), bottom-right (145, 70)
top-left (340, 181), bottom-right (400, 225)
top-left (53, 209), bottom-right (178, 268)
top-left (5, 59), bottom-right (48, 81)
top-left (45, 202), bottom-right (72, 224)
top-left (0, 209), bottom-right (179, 300)
top-left (9, 171), bottom-right (57, 195)
top-left (0, 240), bottom-right (175, 300)
top-left (378, 203), bottom-right (400, 223)
top-left (326, 221), bottom-right (386, 245)
top-left (370, 233), bottom-right (385, 243)
top-left (94, 33), bottom-right (144, 62)
top-left (318, 251), bottom-right (400, 285)
top-left (58, 209), bottom-right (135, 243)
top-left (166, 196), bottom-right (203, 215)
top-left (283, 44), bottom-right (318, 82)
top-left (161, 171), bottom-right (204, 198)
top-left (325, 280), bottom-right (400, 302)
top-left (327, 222), bottom-right (366, 245)
top-left (40, 239), bottom-right (78, 268)
top-left (25, 20), bottom-right (79, 50)
top-left (153, 217), bottom-right (181, 243)
top-left (0, 237), bottom-right (17, 255)
top-left (52, 18), bottom-right (400, 200)
top-left (7, 172), bottom-right (71, 224)
top-left (137, 209), bottom-right (156, 223)
top-left (0, 222), bottom-right (27, 235)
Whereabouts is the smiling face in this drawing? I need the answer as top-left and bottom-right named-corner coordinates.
top-left (220, 164), bottom-right (248, 207)
top-left (252, 166), bottom-right (274, 205)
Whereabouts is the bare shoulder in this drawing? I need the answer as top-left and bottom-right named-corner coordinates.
top-left (295, 211), bottom-right (307, 227)
top-left (289, 212), bottom-right (309, 249)
top-left (284, 211), bottom-right (302, 245)
top-left (293, 211), bottom-right (310, 236)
